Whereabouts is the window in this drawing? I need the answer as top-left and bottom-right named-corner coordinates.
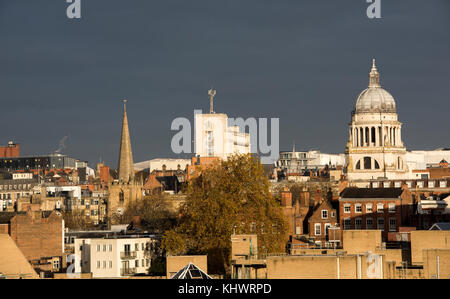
top-left (344, 204), bottom-right (351, 213)
top-left (97, 261), bottom-right (101, 269)
top-left (103, 261), bottom-right (106, 269)
top-left (373, 182), bottom-right (379, 188)
top-left (355, 204), bottom-right (362, 213)
top-left (364, 157), bottom-right (371, 169)
top-left (417, 181), bottom-right (424, 188)
top-left (389, 218), bottom-right (396, 231)
top-left (97, 245), bottom-right (101, 252)
top-left (388, 203), bottom-right (396, 213)
top-left (406, 181), bottom-right (412, 188)
top-left (394, 181), bottom-right (401, 188)
top-left (377, 203), bottom-right (384, 213)
top-left (344, 219), bottom-right (351, 230)
top-left (428, 181), bottom-right (435, 188)
top-left (103, 244), bottom-right (106, 252)
top-left (109, 244), bottom-right (112, 252)
top-left (142, 243), bottom-right (145, 251)
top-left (366, 203), bottom-right (373, 213)
top-left (374, 160), bottom-right (380, 169)
top-left (321, 210), bottom-right (328, 219)
top-left (314, 224), bottom-right (321, 236)
top-left (356, 161), bottom-right (361, 170)
top-left (331, 211), bottom-right (336, 218)
top-left (440, 181), bottom-right (447, 188)
top-left (355, 218), bottom-right (362, 229)
top-left (135, 260), bottom-right (139, 268)
top-left (53, 259), bottom-right (60, 270)
top-left (109, 261), bottom-right (112, 268)
top-left (135, 243), bottom-right (139, 251)
top-left (366, 218), bottom-right (374, 229)
top-left (146, 259), bottom-right (150, 267)
top-left (377, 218), bottom-right (384, 231)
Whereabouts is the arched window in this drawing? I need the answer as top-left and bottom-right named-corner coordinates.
top-left (356, 160), bottom-right (361, 170)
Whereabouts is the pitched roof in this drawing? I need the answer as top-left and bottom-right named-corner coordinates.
top-left (429, 223), bottom-right (450, 231)
top-left (170, 262), bottom-right (212, 279)
top-left (340, 187), bottom-right (403, 199)
top-left (0, 234), bottom-right (38, 279)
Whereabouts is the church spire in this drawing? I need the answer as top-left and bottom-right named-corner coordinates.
top-left (369, 58), bottom-right (381, 88)
top-left (118, 99), bottom-right (134, 182)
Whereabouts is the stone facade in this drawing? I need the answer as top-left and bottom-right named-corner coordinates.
top-left (346, 60), bottom-right (409, 182)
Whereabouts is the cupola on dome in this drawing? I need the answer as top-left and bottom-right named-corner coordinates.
top-left (354, 59), bottom-right (396, 113)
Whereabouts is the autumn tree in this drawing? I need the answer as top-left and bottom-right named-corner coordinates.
top-left (113, 193), bottom-right (174, 233)
top-left (162, 154), bottom-right (288, 276)
top-left (62, 209), bottom-right (95, 230)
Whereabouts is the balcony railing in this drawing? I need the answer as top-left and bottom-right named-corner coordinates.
top-left (120, 251), bottom-right (137, 259)
top-left (120, 267), bottom-right (136, 276)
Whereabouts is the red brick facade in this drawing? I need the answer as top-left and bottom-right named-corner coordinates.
top-left (339, 187), bottom-right (413, 240)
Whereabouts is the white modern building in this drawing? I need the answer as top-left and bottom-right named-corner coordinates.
top-left (277, 149), bottom-right (345, 172)
top-left (193, 89), bottom-right (251, 160)
top-left (74, 236), bottom-right (154, 278)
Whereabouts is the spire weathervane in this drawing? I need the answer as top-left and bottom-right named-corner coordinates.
top-left (208, 88), bottom-right (216, 114)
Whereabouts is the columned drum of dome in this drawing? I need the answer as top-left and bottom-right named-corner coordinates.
top-left (345, 60), bottom-right (409, 183)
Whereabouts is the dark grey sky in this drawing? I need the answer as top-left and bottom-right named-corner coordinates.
top-left (0, 0), bottom-right (449, 167)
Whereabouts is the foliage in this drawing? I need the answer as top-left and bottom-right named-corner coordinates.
top-left (162, 154), bottom-right (288, 275)
top-left (114, 193), bottom-right (174, 233)
top-left (62, 209), bottom-right (95, 230)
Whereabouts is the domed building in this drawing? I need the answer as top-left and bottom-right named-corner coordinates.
top-left (345, 60), bottom-right (409, 182)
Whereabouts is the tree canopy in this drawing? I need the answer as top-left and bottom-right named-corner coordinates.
top-left (162, 154), bottom-right (288, 275)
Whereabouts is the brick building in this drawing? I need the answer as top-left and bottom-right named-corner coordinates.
top-left (0, 141), bottom-right (19, 158)
top-left (308, 199), bottom-right (338, 245)
top-left (0, 208), bottom-right (64, 276)
top-left (339, 187), bottom-right (414, 240)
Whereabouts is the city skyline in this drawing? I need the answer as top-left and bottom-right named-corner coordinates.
top-left (1, 1), bottom-right (449, 168)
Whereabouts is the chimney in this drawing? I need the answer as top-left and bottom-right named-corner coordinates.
top-left (299, 187), bottom-right (310, 207)
top-left (281, 187), bottom-right (292, 207)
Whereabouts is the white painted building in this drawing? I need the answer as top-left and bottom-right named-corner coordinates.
top-left (194, 90), bottom-right (251, 160)
top-left (134, 158), bottom-right (191, 172)
top-left (277, 149), bottom-right (345, 172)
top-left (74, 236), bottom-right (154, 278)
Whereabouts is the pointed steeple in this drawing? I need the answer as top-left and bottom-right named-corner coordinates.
top-left (369, 58), bottom-right (381, 88)
top-left (118, 99), bottom-right (135, 182)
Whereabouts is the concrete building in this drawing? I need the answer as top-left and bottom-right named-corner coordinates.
top-left (277, 149), bottom-right (345, 173)
top-left (134, 158), bottom-right (191, 173)
top-left (74, 235), bottom-right (154, 278)
top-left (194, 89), bottom-right (251, 160)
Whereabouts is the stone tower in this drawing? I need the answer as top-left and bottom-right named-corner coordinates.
top-left (118, 100), bottom-right (135, 183)
top-left (345, 59), bottom-right (408, 182)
